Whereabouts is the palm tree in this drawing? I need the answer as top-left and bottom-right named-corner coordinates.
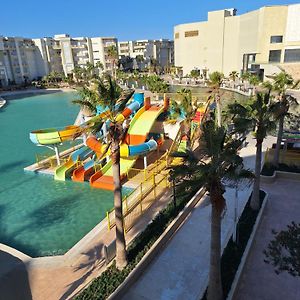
top-left (107, 45), bottom-right (118, 79)
top-left (227, 92), bottom-right (276, 210)
top-left (229, 71), bottom-right (239, 82)
top-left (170, 88), bottom-right (199, 149)
top-left (74, 75), bottom-right (134, 269)
top-left (170, 120), bottom-right (253, 300)
top-left (149, 58), bottom-right (159, 74)
top-left (270, 72), bottom-right (299, 167)
top-left (72, 86), bottom-right (100, 114)
top-left (85, 62), bottom-right (96, 80)
top-left (209, 71), bottom-right (224, 127)
top-left (95, 61), bottom-right (104, 76)
top-left (249, 74), bottom-right (260, 95)
top-left (73, 66), bottom-right (84, 83)
top-left (190, 69), bottom-right (200, 83)
top-left (135, 55), bottom-right (144, 71)
top-left (241, 71), bottom-right (251, 83)
top-left (145, 75), bottom-right (169, 100)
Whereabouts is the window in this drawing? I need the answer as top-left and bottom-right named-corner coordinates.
top-left (269, 50), bottom-right (281, 63)
top-left (175, 33), bottom-right (179, 39)
top-left (270, 35), bottom-right (283, 43)
top-left (184, 30), bottom-right (199, 38)
top-left (284, 49), bottom-right (300, 62)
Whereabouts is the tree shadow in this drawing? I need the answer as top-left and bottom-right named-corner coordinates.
top-left (0, 175), bottom-right (35, 195)
top-left (60, 243), bottom-right (105, 300)
top-left (0, 205), bottom-right (33, 300)
top-left (27, 193), bottom-right (82, 228)
top-left (0, 160), bottom-right (27, 173)
top-left (0, 250), bottom-right (33, 300)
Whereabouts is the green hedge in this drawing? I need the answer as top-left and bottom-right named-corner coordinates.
top-left (75, 186), bottom-right (200, 300)
top-left (261, 163), bottom-right (300, 176)
top-left (202, 190), bottom-right (266, 299)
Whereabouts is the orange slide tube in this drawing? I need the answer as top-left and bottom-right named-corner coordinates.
top-left (86, 136), bottom-right (104, 157)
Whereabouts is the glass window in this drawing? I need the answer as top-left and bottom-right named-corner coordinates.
top-left (184, 31), bottom-right (199, 38)
top-left (270, 36), bottom-right (283, 43)
top-left (269, 50), bottom-right (281, 63)
top-left (284, 49), bottom-right (300, 62)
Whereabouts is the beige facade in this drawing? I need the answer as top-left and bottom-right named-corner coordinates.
top-left (118, 39), bottom-right (174, 69)
top-left (0, 36), bottom-right (44, 86)
top-left (91, 37), bottom-right (118, 74)
top-left (174, 4), bottom-right (300, 79)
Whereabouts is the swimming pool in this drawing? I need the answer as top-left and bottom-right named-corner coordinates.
top-left (0, 91), bottom-right (128, 257)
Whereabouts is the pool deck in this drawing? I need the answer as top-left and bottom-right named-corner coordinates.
top-left (233, 177), bottom-right (300, 300)
top-left (0, 183), bottom-right (172, 300)
top-left (23, 143), bottom-right (83, 176)
top-left (0, 87), bottom-right (75, 98)
top-left (0, 135), bottom-right (272, 300)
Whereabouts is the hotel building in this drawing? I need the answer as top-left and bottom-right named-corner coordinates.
top-left (0, 36), bottom-right (45, 86)
top-left (0, 34), bottom-right (118, 87)
top-left (174, 4), bottom-right (300, 79)
top-left (118, 39), bottom-right (174, 69)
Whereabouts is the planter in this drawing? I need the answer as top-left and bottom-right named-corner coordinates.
top-left (261, 170), bottom-right (300, 184)
top-left (108, 187), bottom-right (206, 299)
top-left (226, 192), bottom-right (268, 300)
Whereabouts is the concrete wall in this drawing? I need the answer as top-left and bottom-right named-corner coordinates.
top-left (256, 6), bottom-right (288, 64)
top-left (174, 22), bottom-right (205, 75)
top-left (174, 5), bottom-right (300, 78)
top-left (223, 13), bottom-right (240, 74)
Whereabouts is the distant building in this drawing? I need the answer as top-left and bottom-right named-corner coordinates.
top-left (0, 36), bottom-right (45, 86)
top-left (51, 34), bottom-right (94, 75)
top-left (118, 39), bottom-right (174, 70)
top-left (90, 37), bottom-right (118, 74)
top-left (174, 4), bottom-right (300, 79)
top-left (33, 37), bottom-right (63, 75)
top-left (34, 35), bottom-right (118, 77)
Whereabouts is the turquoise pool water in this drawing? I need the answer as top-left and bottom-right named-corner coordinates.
top-left (0, 92), bottom-right (125, 257)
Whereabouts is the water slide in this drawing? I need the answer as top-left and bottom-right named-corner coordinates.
top-left (90, 104), bottom-right (166, 190)
top-left (54, 146), bottom-right (93, 181)
top-left (29, 108), bottom-right (112, 146)
top-left (72, 93), bottom-right (145, 182)
top-left (30, 125), bottom-right (82, 145)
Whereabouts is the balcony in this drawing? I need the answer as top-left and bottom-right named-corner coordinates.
top-left (52, 44), bottom-right (61, 50)
top-left (71, 44), bottom-right (87, 49)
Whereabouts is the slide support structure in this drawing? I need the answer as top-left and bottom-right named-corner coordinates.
top-left (54, 145), bottom-right (60, 166)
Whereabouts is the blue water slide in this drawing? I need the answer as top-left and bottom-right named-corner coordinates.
top-left (83, 159), bottom-right (95, 170)
top-left (125, 92), bottom-right (144, 114)
top-left (128, 140), bottom-right (157, 156)
top-left (71, 146), bottom-right (93, 162)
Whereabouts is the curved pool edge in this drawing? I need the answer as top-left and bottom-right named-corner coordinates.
top-left (0, 212), bottom-right (109, 268)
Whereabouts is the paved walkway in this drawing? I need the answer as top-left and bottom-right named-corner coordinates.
top-left (234, 177), bottom-right (300, 300)
top-left (121, 136), bottom-right (275, 300)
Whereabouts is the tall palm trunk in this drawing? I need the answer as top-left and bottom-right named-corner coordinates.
top-left (251, 139), bottom-right (262, 210)
top-left (273, 114), bottom-right (284, 167)
top-left (111, 129), bottom-right (127, 269)
top-left (185, 121), bottom-right (192, 150)
top-left (207, 196), bottom-right (223, 300)
top-left (215, 93), bottom-right (222, 127)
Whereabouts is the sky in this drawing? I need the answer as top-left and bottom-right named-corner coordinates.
top-left (1, 0), bottom-right (300, 41)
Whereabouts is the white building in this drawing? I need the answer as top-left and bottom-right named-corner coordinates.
top-left (0, 36), bottom-right (44, 86)
top-left (90, 37), bottom-right (118, 74)
top-left (118, 39), bottom-right (174, 70)
top-left (33, 37), bottom-right (63, 75)
top-left (52, 34), bottom-right (94, 75)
